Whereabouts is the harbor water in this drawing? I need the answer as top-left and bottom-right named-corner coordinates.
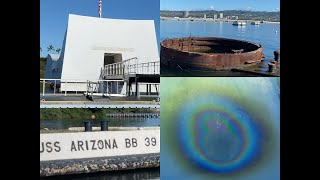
top-left (160, 20), bottom-right (280, 76)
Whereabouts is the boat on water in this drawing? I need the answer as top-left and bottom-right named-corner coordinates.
top-left (251, 21), bottom-right (260, 25)
top-left (232, 21), bottom-right (246, 26)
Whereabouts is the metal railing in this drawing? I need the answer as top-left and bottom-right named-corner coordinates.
top-left (40, 79), bottom-right (125, 97)
top-left (103, 61), bottom-right (125, 76)
top-left (86, 79), bottom-right (125, 97)
top-left (125, 61), bottom-right (160, 75)
top-left (138, 83), bottom-right (160, 95)
top-left (103, 57), bottom-right (160, 77)
top-left (40, 79), bottom-right (88, 96)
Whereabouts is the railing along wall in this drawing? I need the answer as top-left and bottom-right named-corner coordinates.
top-left (103, 57), bottom-right (160, 77)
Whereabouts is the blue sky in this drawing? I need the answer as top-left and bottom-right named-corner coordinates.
top-left (160, 0), bottom-right (280, 12)
top-left (40, 0), bottom-right (160, 57)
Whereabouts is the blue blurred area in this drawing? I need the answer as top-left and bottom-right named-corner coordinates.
top-left (160, 77), bottom-right (280, 180)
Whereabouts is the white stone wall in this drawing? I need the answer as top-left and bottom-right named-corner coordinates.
top-left (60, 14), bottom-right (159, 82)
top-left (40, 130), bottom-right (160, 161)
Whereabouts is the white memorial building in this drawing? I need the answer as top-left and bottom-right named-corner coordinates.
top-left (45, 14), bottom-right (160, 97)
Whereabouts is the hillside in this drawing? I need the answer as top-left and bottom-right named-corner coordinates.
top-left (160, 10), bottom-right (280, 22)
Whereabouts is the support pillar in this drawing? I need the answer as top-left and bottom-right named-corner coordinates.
top-left (135, 77), bottom-right (140, 99)
top-left (146, 84), bottom-right (149, 95)
top-left (148, 84), bottom-right (152, 95)
top-left (126, 81), bottom-right (129, 96)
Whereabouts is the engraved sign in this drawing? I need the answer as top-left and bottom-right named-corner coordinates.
top-left (40, 130), bottom-right (160, 161)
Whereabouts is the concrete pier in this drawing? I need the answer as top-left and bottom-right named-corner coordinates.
top-left (40, 153), bottom-right (159, 177)
top-left (40, 100), bottom-right (160, 109)
top-left (40, 130), bottom-right (160, 176)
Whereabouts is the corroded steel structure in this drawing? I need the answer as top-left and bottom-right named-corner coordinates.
top-left (160, 37), bottom-right (265, 70)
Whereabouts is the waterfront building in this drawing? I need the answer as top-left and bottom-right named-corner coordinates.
top-left (220, 13), bottom-right (223, 19)
top-left (183, 11), bottom-right (189, 18)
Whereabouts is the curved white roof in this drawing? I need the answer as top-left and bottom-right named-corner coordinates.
top-left (47, 54), bottom-right (60, 61)
top-left (59, 14), bottom-right (159, 80)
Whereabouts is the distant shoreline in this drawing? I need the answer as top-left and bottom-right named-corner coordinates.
top-left (160, 17), bottom-right (280, 24)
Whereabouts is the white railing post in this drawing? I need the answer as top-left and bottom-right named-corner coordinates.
top-left (42, 80), bottom-right (45, 96)
top-left (107, 81), bottom-right (109, 95)
top-left (91, 82), bottom-right (93, 96)
top-left (54, 80), bottom-right (56, 94)
top-left (65, 81), bottom-right (67, 96)
top-left (86, 80), bottom-right (88, 95)
top-left (116, 64), bottom-right (118, 75)
top-left (117, 81), bottom-right (118, 94)
top-left (106, 66), bottom-right (108, 76)
top-left (147, 63), bottom-right (149, 74)
top-left (135, 58), bottom-right (138, 74)
top-left (141, 64), bottom-right (143, 74)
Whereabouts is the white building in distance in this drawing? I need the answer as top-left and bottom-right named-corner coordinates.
top-left (183, 11), bottom-right (189, 18)
top-left (220, 13), bottom-right (223, 19)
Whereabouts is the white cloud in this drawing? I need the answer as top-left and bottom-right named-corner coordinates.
top-left (210, 5), bottom-right (214, 9)
top-left (273, 8), bottom-right (280, 12)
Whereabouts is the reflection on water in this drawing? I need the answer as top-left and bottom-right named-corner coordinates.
top-left (40, 168), bottom-right (160, 180)
top-left (40, 117), bottom-right (160, 129)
